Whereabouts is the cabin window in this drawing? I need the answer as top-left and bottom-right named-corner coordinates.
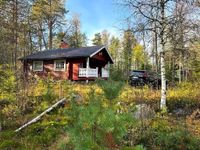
top-left (54, 60), bottom-right (66, 71)
top-left (33, 61), bottom-right (43, 71)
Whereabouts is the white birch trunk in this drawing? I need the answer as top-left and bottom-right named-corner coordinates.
top-left (160, 0), bottom-right (167, 109)
top-left (160, 51), bottom-right (166, 109)
top-left (15, 98), bottom-right (67, 132)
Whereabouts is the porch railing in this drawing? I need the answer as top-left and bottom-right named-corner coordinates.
top-left (79, 68), bottom-right (98, 77)
top-left (79, 67), bottom-right (109, 78)
top-left (102, 68), bottom-right (109, 78)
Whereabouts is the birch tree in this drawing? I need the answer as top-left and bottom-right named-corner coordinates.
top-left (118, 0), bottom-right (174, 109)
top-left (118, 0), bottom-right (198, 109)
top-left (101, 30), bottom-right (110, 46)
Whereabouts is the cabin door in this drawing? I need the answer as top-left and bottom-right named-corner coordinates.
top-left (98, 66), bottom-right (102, 77)
top-left (68, 63), bottom-right (73, 80)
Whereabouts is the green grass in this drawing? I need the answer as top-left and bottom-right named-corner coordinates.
top-left (1, 80), bottom-right (200, 149)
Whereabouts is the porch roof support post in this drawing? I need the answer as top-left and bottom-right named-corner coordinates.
top-left (108, 61), bottom-right (110, 77)
top-left (86, 57), bottom-right (89, 83)
top-left (96, 67), bottom-right (98, 77)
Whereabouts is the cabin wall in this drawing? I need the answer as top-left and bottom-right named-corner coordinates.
top-left (92, 50), bottom-right (109, 62)
top-left (44, 60), bottom-right (68, 79)
top-left (92, 51), bottom-right (107, 62)
top-left (23, 49), bottom-right (112, 81)
top-left (24, 58), bottom-right (87, 80)
top-left (25, 60), bottom-right (69, 80)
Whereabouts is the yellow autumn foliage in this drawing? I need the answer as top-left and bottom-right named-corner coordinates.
top-left (25, 79), bottom-right (200, 106)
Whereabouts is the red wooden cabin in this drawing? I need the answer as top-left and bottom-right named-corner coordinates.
top-left (20, 46), bottom-right (113, 81)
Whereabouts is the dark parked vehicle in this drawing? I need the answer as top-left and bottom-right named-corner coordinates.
top-left (129, 70), bottom-right (161, 88)
top-left (147, 71), bottom-right (162, 89)
top-left (129, 70), bottom-right (148, 86)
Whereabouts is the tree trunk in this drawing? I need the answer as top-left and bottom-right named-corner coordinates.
top-left (12, 0), bottom-right (18, 69)
top-left (48, 20), bottom-right (53, 49)
top-left (38, 25), bottom-right (42, 51)
top-left (160, 51), bottom-right (166, 109)
top-left (154, 25), bottom-right (159, 89)
top-left (0, 122), bottom-right (2, 132)
top-left (160, 0), bottom-right (167, 109)
top-left (28, 22), bottom-right (33, 54)
top-left (155, 28), bottom-right (158, 73)
top-left (179, 60), bottom-right (182, 83)
top-left (48, 0), bottom-right (53, 49)
top-left (142, 31), bottom-right (147, 70)
top-left (171, 56), bottom-right (176, 86)
top-left (39, 23), bottom-right (47, 50)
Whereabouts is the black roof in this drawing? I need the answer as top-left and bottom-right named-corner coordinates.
top-left (20, 45), bottom-right (113, 63)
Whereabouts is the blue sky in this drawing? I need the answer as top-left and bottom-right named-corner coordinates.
top-left (65, 0), bottom-right (126, 45)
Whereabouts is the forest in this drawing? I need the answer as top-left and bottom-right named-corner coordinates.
top-left (0, 0), bottom-right (200, 149)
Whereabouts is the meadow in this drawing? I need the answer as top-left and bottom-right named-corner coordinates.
top-left (0, 71), bottom-right (200, 149)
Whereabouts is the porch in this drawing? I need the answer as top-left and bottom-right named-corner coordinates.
top-left (78, 67), bottom-right (109, 78)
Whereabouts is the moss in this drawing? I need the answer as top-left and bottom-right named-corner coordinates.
top-left (0, 140), bottom-right (22, 150)
top-left (0, 131), bottom-right (15, 140)
top-left (121, 145), bottom-right (146, 150)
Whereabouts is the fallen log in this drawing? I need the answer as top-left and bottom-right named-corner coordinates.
top-left (15, 98), bottom-right (67, 132)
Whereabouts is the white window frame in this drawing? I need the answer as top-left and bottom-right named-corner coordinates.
top-left (54, 60), bottom-right (66, 71)
top-left (33, 61), bottom-right (43, 71)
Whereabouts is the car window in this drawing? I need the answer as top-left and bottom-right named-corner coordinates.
top-left (131, 71), bottom-right (145, 77)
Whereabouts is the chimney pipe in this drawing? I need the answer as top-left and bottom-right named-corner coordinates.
top-left (60, 40), bottom-right (69, 49)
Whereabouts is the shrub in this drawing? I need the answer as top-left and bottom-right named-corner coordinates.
top-left (65, 84), bottom-right (133, 149)
top-left (110, 68), bottom-right (126, 81)
top-left (122, 145), bottom-right (146, 150)
top-left (154, 129), bottom-right (200, 150)
top-left (0, 131), bottom-right (15, 141)
top-left (0, 140), bottom-right (22, 149)
top-left (0, 65), bottom-right (16, 101)
top-left (57, 136), bottom-right (73, 150)
top-left (186, 109), bottom-right (200, 137)
top-left (117, 82), bottom-right (200, 113)
top-left (97, 79), bottom-right (124, 104)
top-left (125, 117), bottom-right (200, 150)
top-left (24, 123), bottom-right (62, 147)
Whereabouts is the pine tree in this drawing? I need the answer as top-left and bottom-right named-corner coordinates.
top-left (92, 33), bottom-right (102, 46)
top-left (68, 14), bottom-right (88, 48)
top-left (122, 29), bottom-right (137, 79)
top-left (31, 0), bottom-right (67, 49)
top-left (109, 36), bottom-right (121, 67)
